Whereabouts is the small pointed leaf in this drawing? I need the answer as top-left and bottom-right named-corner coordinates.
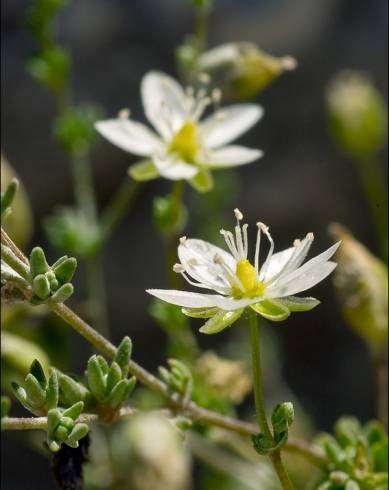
top-left (114, 337), bottom-right (132, 377)
top-left (30, 247), bottom-right (49, 278)
top-left (30, 360), bottom-right (47, 389)
top-left (87, 356), bottom-right (106, 400)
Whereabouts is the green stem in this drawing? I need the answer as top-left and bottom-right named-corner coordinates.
top-left (166, 179), bottom-right (185, 289)
top-left (100, 178), bottom-right (141, 242)
top-left (370, 347), bottom-right (388, 430)
top-left (249, 310), bottom-right (295, 490)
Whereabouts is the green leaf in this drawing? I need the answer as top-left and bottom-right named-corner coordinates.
top-left (26, 47), bottom-right (70, 94)
top-left (335, 417), bottom-right (361, 448)
top-left (189, 169), bottom-right (214, 193)
top-left (278, 295), bottom-right (320, 312)
top-left (11, 383), bottom-right (28, 407)
top-left (47, 408), bottom-right (62, 437)
top-left (65, 423), bottom-right (89, 447)
top-left (45, 369), bottom-right (59, 410)
top-left (124, 376), bottom-right (136, 399)
top-left (128, 160), bottom-right (159, 182)
top-left (58, 374), bottom-right (90, 406)
top-left (87, 356), bottom-right (106, 401)
top-left (114, 337), bottom-right (132, 378)
top-left (52, 257), bottom-right (77, 285)
top-left (106, 379), bottom-right (128, 410)
top-left (49, 283), bottom-right (74, 303)
top-left (96, 355), bottom-right (109, 375)
top-left (25, 374), bottom-right (46, 408)
top-left (30, 359), bottom-right (47, 389)
top-left (199, 308), bottom-right (244, 334)
top-left (1, 178), bottom-right (18, 221)
top-left (32, 274), bottom-right (51, 299)
top-left (62, 401), bottom-right (84, 420)
top-left (152, 195), bottom-right (187, 235)
top-left (250, 300), bottom-right (290, 322)
top-left (54, 424), bottom-right (70, 442)
top-left (182, 306), bottom-right (219, 318)
top-left (106, 362), bottom-right (122, 393)
top-left (29, 247), bottom-right (49, 277)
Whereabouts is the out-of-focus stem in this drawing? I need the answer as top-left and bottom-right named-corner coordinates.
top-left (370, 347), bottom-right (388, 430)
top-left (166, 179), bottom-right (185, 289)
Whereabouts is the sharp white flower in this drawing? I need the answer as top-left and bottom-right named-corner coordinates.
top-left (147, 209), bottom-right (341, 334)
top-left (95, 71), bottom-right (264, 192)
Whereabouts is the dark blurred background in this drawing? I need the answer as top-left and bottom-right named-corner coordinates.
top-left (1, 0), bottom-right (388, 488)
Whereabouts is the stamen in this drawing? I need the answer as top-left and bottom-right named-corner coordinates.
top-left (173, 263), bottom-right (185, 273)
top-left (179, 236), bottom-right (187, 245)
top-left (192, 96), bottom-right (211, 121)
top-left (118, 108), bottom-right (131, 119)
top-left (254, 222), bottom-right (262, 273)
top-left (293, 239), bottom-right (301, 247)
top-left (211, 88), bottom-right (222, 104)
top-left (234, 208), bottom-right (244, 221)
top-left (281, 56), bottom-right (298, 71)
top-left (258, 223), bottom-right (274, 280)
top-left (213, 254), bottom-right (244, 292)
top-left (235, 225), bottom-right (244, 260)
top-left (220, 229), bottom-right (239, 260)
top-left (198, 72), bottom-right (211, 84)
top-left (242, 223), bottom-right (249, 259)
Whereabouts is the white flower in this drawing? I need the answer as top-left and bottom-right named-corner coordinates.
top-left (95, 71), bottom-right (263, 191)
top-left (147, 209), bottom-right (340, 334)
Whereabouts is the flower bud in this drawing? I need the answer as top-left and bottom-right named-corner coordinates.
top-left (329, 224), bottom-right (388, 347)
top-left (326, 71), bottom-right (387, 159)
top-left (197, 42), bottom-right (297, 101)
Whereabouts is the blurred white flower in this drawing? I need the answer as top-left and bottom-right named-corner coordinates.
top-left (148, 209), bottom-right (340, 333)
top-left (95, 71), bottom-right (263, 191)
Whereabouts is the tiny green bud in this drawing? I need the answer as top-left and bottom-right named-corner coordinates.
top-left (30, 247), bottom-right (49, 277)
top-left (87, 356), bottom-right (107, 401)
top-left (114, 336), bottom-right (132, 378)
top-left (32, 274), bottom-right (51, 299)
top-left (53, 257), bottom-right (77, 285)
top-left (49, 283), bottom-right (74, 303)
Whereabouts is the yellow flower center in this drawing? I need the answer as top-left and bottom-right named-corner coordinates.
top-left (168, 122), bottom-right (201, 163)
top-left (234, 259), bottom-right (266, 298)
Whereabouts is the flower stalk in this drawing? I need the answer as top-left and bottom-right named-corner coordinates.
top-left (249, 310), bottom-right (295, 489)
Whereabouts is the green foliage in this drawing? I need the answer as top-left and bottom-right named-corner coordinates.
top-left (54, 105), bottom-right (103, 156)
top-left (158, 359), bottom-right (193, 399)
top-left (26, 46), bottom-right (70, 94)
top-left (314, 417), bottom-right (388, 489)
top-left (47, 401), bottom-right (88, 452)
top-left (1, 179), bottom-right (19, 223)
top-left (252, 402), bottom-right (294, 455)
top-left (44, 207), bottom-right (102, 258)
top-left (25, 0), bottom-right (67, 43)
top-left (11, 360), bottom-right (59, 415)
top-left (29, 247), bottom-right (76, 305)
top-left (86, 338), bottom-right (136, 414)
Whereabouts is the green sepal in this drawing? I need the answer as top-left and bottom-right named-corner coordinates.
top-left (1, 178), bottom-right (18, 220)
top-left (45, 369), bottom-right (59, 410)
top-left (87, 356), bottom-right (107, 400)
top-left (182, 306), bottom-right (219, 318)
top-left (25, 374), bottom-right (46, 408)
top-left (250, 300), bottom-right (290, 322)
top-left (65, 423), bottom-right (89, 447)
top-left (199, 308), bottom-right (244, 334)
top-left (1, 396), bottom-right (11, 418)
top-left (29, 247), bottom-right (49, 278)
top-left (189, 169), bottom-right (214, 193)
top-left (11, 382), bottom-right (28, 407)
top-left (106, 362), bottom-right (122, 393)
top-left (52, 257), bottom-right (77, 285)
top-left (58, 373), bottom-right (90, 407)
top-left (48, 283), bottom-right (74, 303)
top-left (114, 336), bottom-right (132, 378)
top-left (30, 359), bottom-right (47, 389)
top-left (106, 379), bottom-right (129, 410)
top-left (32, 274), bottom-right (51, 299)
top-left (128, 160), bottom-right (159, 182)
top-left (62, 401), bottom-right (84, 420)
top-left (278, 295), bottom-right (320, 312)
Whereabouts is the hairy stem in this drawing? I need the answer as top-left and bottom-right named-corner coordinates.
top-left (249, 310), bottom-right (295, 490)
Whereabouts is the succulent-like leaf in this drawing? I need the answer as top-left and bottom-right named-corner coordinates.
top-left (87, 356), bottom-right (106, 401)
top-left (114, 337), bottom-right (132, 378)
top-left (30, 247), bottom-right (49, 278)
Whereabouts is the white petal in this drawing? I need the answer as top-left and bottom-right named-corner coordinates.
top-left (263, 246), bottom-right (295, 280)
top-left (200, 104), bottom-right (263, 148)
top-left (95, 119), bottom-right (161, 156)
top-left (141, 71), bottom-right (186, 140)
top-left (265, 261), bottom-right (337, 298)
top-left (264, 236), bottom-right (313, 281)
top-left (153, 155), bottom-right (198, 180)
top-left (198, 145), bottom-right (263, 168)
top-left (146, 289), bottom-right (261, 311)
top-left (178, 238), bottom-right (236, 292)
